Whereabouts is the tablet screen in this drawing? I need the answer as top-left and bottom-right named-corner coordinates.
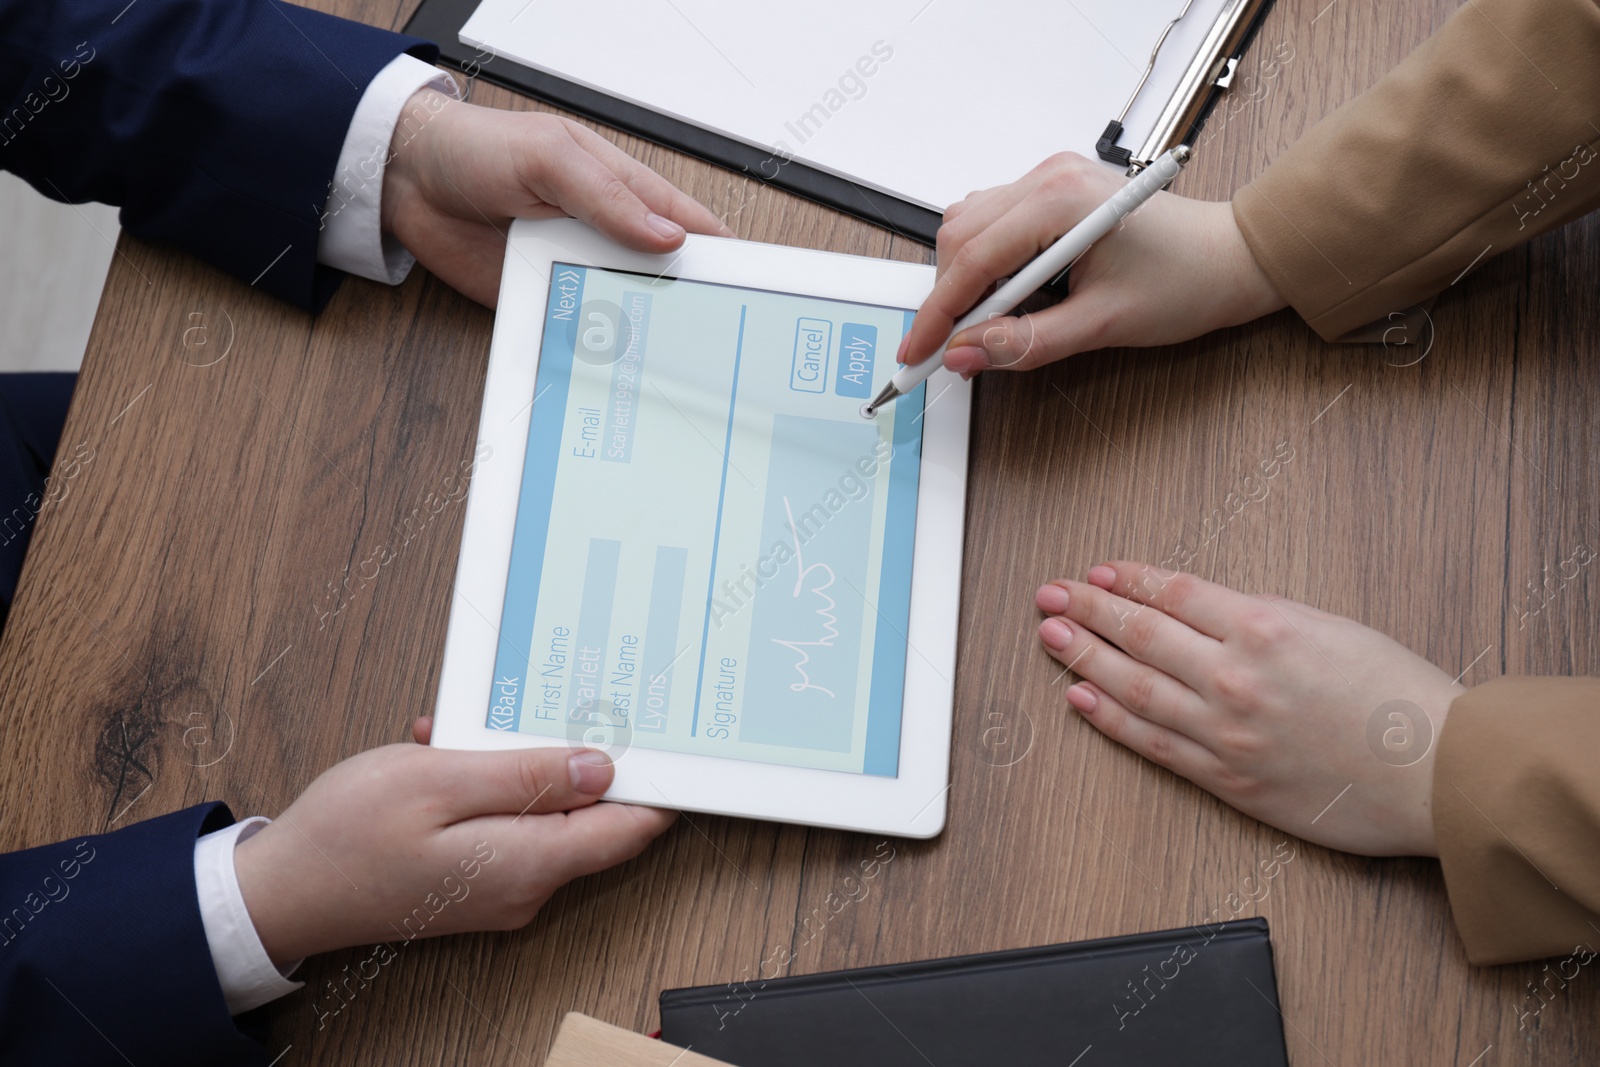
top-left (484, 263), bottom-right (925, 776)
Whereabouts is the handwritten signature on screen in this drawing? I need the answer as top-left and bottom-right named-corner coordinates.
top-left (772, 496), bottom-right (842, 699)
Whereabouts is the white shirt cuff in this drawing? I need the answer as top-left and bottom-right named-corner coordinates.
top-left (194, 817), bottom-right (305, 1016)
top-left (317, 53), bottom-right (462, 285)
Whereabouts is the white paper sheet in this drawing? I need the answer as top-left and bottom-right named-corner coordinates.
top-left (460, 0), bottom-right (1226, 211)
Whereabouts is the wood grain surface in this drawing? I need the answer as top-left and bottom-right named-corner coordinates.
top-left (1, 0), bottom-right (1595, 1064)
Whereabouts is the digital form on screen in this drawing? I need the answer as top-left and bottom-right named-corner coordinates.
top-left (486, 262), bottom-right (925, 777)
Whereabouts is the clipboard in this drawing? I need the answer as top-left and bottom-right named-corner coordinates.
top-left (403, 0), bottom-right (1275, 245)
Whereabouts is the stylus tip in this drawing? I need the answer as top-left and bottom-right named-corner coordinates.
top-left (862, 381), bottom-right (900, 419)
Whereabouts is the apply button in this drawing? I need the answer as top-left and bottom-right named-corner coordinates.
top-left (834, 323), bottom-right (877, 399)
top-left (790, 318), bottom-right (831, 393)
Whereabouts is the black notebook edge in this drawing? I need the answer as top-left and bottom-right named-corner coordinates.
top-left (401, 0), bottom-right (1278, 247)
top-left (659, 917), bottom-right (1277, 1009)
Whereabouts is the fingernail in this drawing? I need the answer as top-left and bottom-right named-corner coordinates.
top-left (646, 213), bottom-right (685, 240)
top-left (1066, 684), bottom-right (1098, 713)
top-left (568, 749), bottom-right (612, 793)
top-left (1040, 617), bottom-right (1072, 650)
top-left (895, 332), bottom-right (911, 365)
top-left (1086, 565), bottom-right (1117, 588)
top-left (943, 345), bottom-right (988, 375)
top-left (1035, 584), bottom-right (1069, 614)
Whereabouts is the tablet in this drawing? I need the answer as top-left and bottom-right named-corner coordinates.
top-left (431, 218), bottom-right (969, 838)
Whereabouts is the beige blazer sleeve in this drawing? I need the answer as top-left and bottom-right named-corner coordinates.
top-left (1232, 0), bottom-right (1600, 340)
top-left (1433, 678), bottom-right (1600, 965)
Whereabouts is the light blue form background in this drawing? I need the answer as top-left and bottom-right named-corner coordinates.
top-left (488, 265), bottom-right (923, 776)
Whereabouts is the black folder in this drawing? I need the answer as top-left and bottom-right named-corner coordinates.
top-left (659, 918), bottom-right (1290, 1067)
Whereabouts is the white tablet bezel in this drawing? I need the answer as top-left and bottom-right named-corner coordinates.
top-left (431, 218), bottom-right (969, 838)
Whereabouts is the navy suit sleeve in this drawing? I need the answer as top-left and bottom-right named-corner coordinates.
top-left (0, 803), bottom-right (273, 1066)
top-left (0, 0), bottom-right (439, 311)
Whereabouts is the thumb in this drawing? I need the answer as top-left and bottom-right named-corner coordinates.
top-left (540, 802), bottom-right (678, 884)
top-left (426, 745), bottom-right (615, 820)
top-left (947, 293), bottom-right (1120, 374)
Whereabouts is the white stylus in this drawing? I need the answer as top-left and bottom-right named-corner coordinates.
top-left (861, 144), bottom-right (1192, 419)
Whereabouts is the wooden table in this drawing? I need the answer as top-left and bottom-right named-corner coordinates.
top-left (3, 0), bottom-right (1596, 1063)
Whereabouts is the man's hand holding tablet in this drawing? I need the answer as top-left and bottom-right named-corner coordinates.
top-left (234, 725), bottom-right (673, 968)
top-left (380, 87), bottom-right (732, 308)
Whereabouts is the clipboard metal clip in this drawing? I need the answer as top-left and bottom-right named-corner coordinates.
top-left (1095, 0), bottom-right (1272, 175)
top-left (1097, 0), bottom-right (1196, 172)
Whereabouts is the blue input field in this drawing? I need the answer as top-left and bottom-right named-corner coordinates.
top-left (602, 291), bottom-right (651, 464)
top-left (567, 538), bottom-right (621, 725)
top-left (790, 318), bottom-right (831, 393)
top-left (638, 545), bottom-right (687, 734)
top-left (834, 323), bottom-right (877, 398)
top-left (739, 415), bottom-right (878, 752)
